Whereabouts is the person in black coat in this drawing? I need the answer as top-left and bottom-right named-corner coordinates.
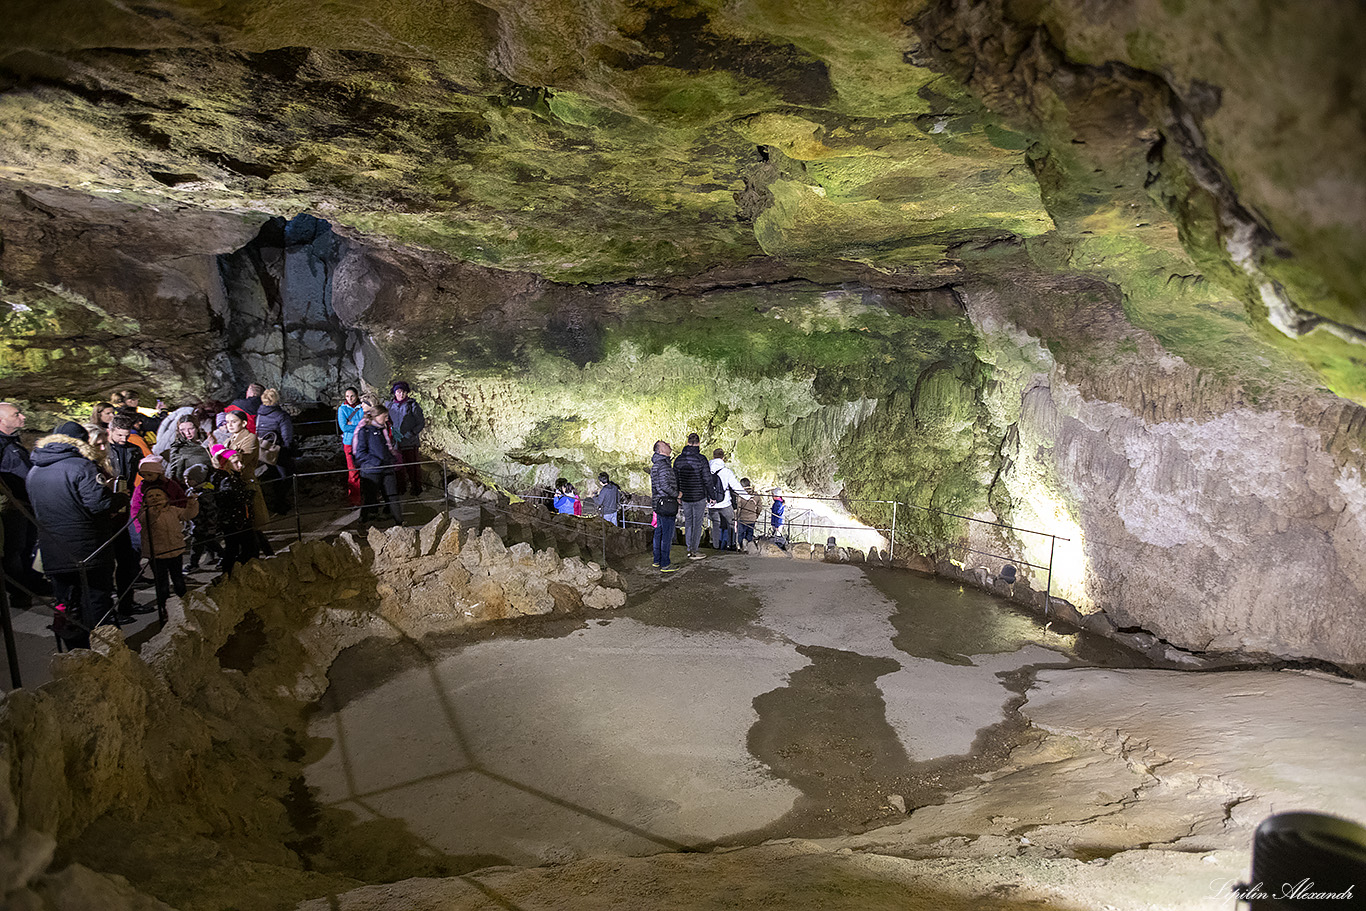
top-left (28, 432), bottom-right (119, 646)
top-left (672, 432), bottom-right (714, 559)
top-left (230, 383), bottom-right (264, 416)
top-left (353, 406), bottom-right (403, 525)
top-left (1, 402), bottom-right (51, 608)
top-left (255, 387), bottom-right (296, 514)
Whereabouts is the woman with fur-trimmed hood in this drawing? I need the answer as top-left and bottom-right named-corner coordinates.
top-left (27, 426), bottom-right (119, 645)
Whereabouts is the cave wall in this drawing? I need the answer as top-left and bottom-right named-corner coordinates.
top-left (1, 0), bottom-right (1364, 667)
top-left (0, 181), bottom-right (371, 408)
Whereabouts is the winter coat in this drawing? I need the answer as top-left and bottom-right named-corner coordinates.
top-left (226, 429), bottom-right (261, 478)
top-left (735, 487), bottom-right (762, 525)
top-left (27, 435), bottom-right (115, 570)
top-left (337, 403), bottom-right (364, 446)
top-left (650, 451), bottom-right (678, 499)
top-left (255, 404), bottom-right (295, 451)
top-left (0, 429), bottom-right (32, 506)
top-left (214, 469), bottom-right (254, 534)
top-left (553, 491), bottom-right (579, 515)
top-left (354, 423), bottom-right (398, 476)
top-left (223, 429), bottom-right (269, 527)
top-left (771, 497), bottom-right (786, 528)
top-left (108, 439), bottom-right (147, 489)
top-left (131, 476), bottom-right (187, 532)
top-left (166, 434), bottom-right (214, 485)
top-left (152, 406), bottom-right (196, 457)
top-left (386, 397), bottom-right (425, 447)
top-left (140, 488), bottom-right (199, 559)
top-left (673, 445), bottom-right (712, 504)
top-left (597, 482), bottom-right (621, 520)
top-left (706, 458), bottom-right (750, 510)
top-left (230, 396), bottom-right (262, 417)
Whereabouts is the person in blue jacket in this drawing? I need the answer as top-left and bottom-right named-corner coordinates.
top-left (336, 387), bottom-right (364, 507)
top-left (353, 405), bottom-right (402, 525)
top-left (553, 478), bottom-right (580, 515)
top-left (770, 487), bottom-right (786, 533)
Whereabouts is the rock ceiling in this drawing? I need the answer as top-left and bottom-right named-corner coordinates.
top-left (1, 0), bottom-right (1363, 401)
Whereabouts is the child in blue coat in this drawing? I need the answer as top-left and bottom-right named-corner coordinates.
top-left (770, 487), bottom-right (785, 532)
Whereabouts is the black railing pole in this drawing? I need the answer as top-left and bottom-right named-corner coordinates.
top-left (1045, 535), bottom-right (1056, 617)
top-left (0, 570), bottom-right (21, 689)
top-left (293, 473), bottom-right (303, 542)
top-left (890, 501), bottom-right (898, 561)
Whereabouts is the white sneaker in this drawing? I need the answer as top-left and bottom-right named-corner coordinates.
top-left (689, 552), bottom-right (706, 560)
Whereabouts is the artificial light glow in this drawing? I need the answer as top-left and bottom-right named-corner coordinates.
top-left (1019, 488), bottom-right (1088, 608)
top-left (779, 496), bottom-right (888, 552)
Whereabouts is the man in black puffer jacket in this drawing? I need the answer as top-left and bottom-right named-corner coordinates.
top-left (28, 431), bottom-right (118, 647)
top-left (672, 432), bottom-right (714, 560)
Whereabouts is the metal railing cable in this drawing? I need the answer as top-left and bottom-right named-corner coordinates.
top-left (5, 452), bottom-right (1076, 689)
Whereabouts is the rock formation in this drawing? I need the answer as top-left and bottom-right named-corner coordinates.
top-left (0, 520), bottom-right (624, 910)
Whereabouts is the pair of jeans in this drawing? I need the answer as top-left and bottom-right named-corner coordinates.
top-left (653, 512), bottom-right (676, 567)
top-left (738, 522), bottom-right (755, 547)
top-left (681, 499), bottom-right (707, 554)
top-left (709, 505), bottom-right (735, 549)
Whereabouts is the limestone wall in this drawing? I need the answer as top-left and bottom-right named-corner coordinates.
top-left (0, 517), bottom-right (625, 911)
top-left (968, 294), bottom-right (1366, 668)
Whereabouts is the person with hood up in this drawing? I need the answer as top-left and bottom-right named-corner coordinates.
top-left (386, 381), bottom-right (426, 495)
top-left (706, 449), bottom-right (752, 551)
top-left (152, 404), bottom-right (198, 458)
top-left (140, 485), bottom-right (198, 624)
top-left (28, 424), bottom-right (120, 646)
top-left (672, 432), bottom-right (713, 560)
top-left (650, 440), bottom-right (680, 573)
top-left (770, 487), bottom-right (786, 533)
top-left (166, 417), bottom-right (214, 486)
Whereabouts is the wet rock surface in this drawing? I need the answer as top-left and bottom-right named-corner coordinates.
top-left (1, 531), bottom-right (1362, 911)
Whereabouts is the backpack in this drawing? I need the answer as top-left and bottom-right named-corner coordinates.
top-left (706, 469), bottom-right (726, 503)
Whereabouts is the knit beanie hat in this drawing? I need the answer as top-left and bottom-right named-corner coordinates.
top-left (138, 455), bottom-right (166, 475)
top-left (52, 420), bottom-right (87, 439)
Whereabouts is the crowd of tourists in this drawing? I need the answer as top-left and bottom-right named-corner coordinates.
top-left (0, 379), bottom-right (425, 650)
top-left (647, 432), bottom-right (783, 573)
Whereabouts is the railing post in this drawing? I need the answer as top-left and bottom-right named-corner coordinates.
top-left (441, 459), bottom-right (449, 511)
top-left (890, 500), bottom-right (897, 561)
top-left (293, 473), bottom-right (303, 542)
top-left (1044, 534), bottom-right (1056, 617)
top-left (0, 568), bottom-right (21, 688)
